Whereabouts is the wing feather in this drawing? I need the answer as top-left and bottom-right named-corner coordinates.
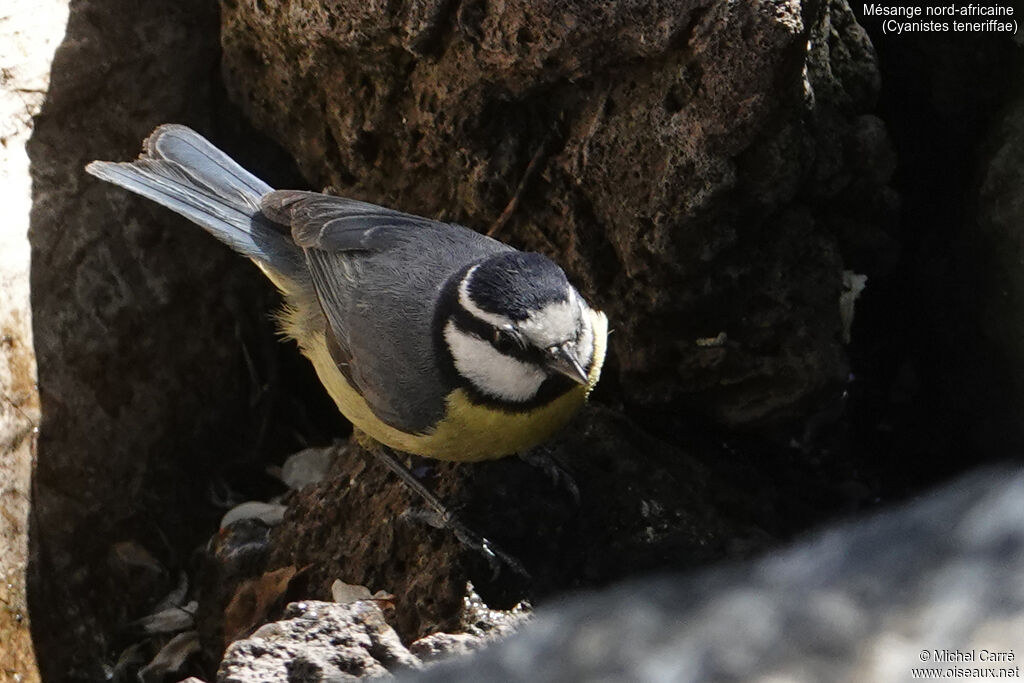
top-left (263, 191), bottom-right (509, 434)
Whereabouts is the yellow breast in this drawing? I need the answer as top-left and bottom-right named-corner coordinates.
top-left (296, 310), bottom-right (608, 461)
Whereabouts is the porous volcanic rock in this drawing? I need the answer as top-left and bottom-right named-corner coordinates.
top-left (265, 406), bottom-right (763, 642)
top-left (220, 0), bottom-right (897, 428)
top-left (217, 601), bottom-right (420, 682)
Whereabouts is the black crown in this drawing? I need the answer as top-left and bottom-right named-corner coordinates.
top-left (467, 252), bottom-right (571, 321)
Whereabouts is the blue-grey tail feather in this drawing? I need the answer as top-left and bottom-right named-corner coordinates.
top-left (86, 125), bottom-right (304, 284)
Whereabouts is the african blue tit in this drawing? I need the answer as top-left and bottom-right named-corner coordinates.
top-left (87, 125), bottom-right (607, 461)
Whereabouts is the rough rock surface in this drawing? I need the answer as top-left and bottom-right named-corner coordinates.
top-left (24, 0), bottom-right (965, 680)
top-left (840, 16), bottom-right (1024, 489)
top-left (218, 601), bottom-right (421, 682)
top-left (0, 2), bottom-right (67, 682)
top-left (28, 0), bottom-right (232, 676)
top-left (216, 597), bottom-right (526, 682)
top-left (26, 0), bottom-right (337, 679)
top-left (220, 0), bottom-right (896, 428)
top-left (408, 632), bottom-right (493, 663)
top-left (406, 466), bottom-right (1024, 682)
top-left (266, 407), bottom-right (764, 642)
top-left (974, 53), bottom-right (1024, 445)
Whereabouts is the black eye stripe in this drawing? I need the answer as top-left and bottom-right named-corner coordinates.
top-left (492, 328), bottom-right (522, 354)
top-left (450, 307), bottom-right (544, 365)
top-left (434, 265), bottom-right (578, 411)
top-left (450, 305), bottom-right (492, 340)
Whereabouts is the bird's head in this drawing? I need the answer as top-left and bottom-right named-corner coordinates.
top-left (442, 251), bottom-right (602, 405)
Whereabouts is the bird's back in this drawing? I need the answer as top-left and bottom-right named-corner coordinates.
top-left (262, 191), bottom-right (511, 435)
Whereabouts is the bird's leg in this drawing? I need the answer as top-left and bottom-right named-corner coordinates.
top-left (518, 445), bottom-right (580, 504)
top-left (368, 446), bottom-right (530, 580)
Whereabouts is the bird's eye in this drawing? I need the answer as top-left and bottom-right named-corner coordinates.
top-left (492, 327), bottom-right (522, 353)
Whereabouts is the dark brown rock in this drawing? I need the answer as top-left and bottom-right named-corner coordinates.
top-left (26, 1), bottom-right (329, 680)
top-left (842, 14), bottom-right (1023, 487)
top-left (974, 54), bottom-right (1024, 446)
top-left (266, 406), bottom-right (763, 642)
top-left (220, 0), bottom-right (895, 428)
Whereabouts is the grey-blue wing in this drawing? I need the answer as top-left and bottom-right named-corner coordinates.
top-left (262, 191), bottom-right (435, 252)
top-left (264, 191), bottom-right (511, 434)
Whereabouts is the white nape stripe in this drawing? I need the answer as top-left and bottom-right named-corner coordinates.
top-left (444, 320), bottom-right (546, 402)
top-left (458, 265), bottom-right (517, 329)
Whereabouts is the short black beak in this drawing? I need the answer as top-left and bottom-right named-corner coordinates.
top-left (546, 343), bottom-right (589, 385)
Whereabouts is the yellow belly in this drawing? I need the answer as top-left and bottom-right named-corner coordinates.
top-left (298, 310), bottom-right (608, 461)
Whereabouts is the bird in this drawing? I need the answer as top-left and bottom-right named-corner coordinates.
top-left (86, 125), bottom-right (608, 462)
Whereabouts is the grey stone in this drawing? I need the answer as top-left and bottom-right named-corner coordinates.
top-left (408, 633), bottom-right (487, 663)
top-left (405, 466), bottom-right (1024, 682)
top-left (218, 601), bottom-right (421, 682)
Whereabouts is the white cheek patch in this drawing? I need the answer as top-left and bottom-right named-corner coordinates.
top-left (444, 321), bottom-right (547, 402)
